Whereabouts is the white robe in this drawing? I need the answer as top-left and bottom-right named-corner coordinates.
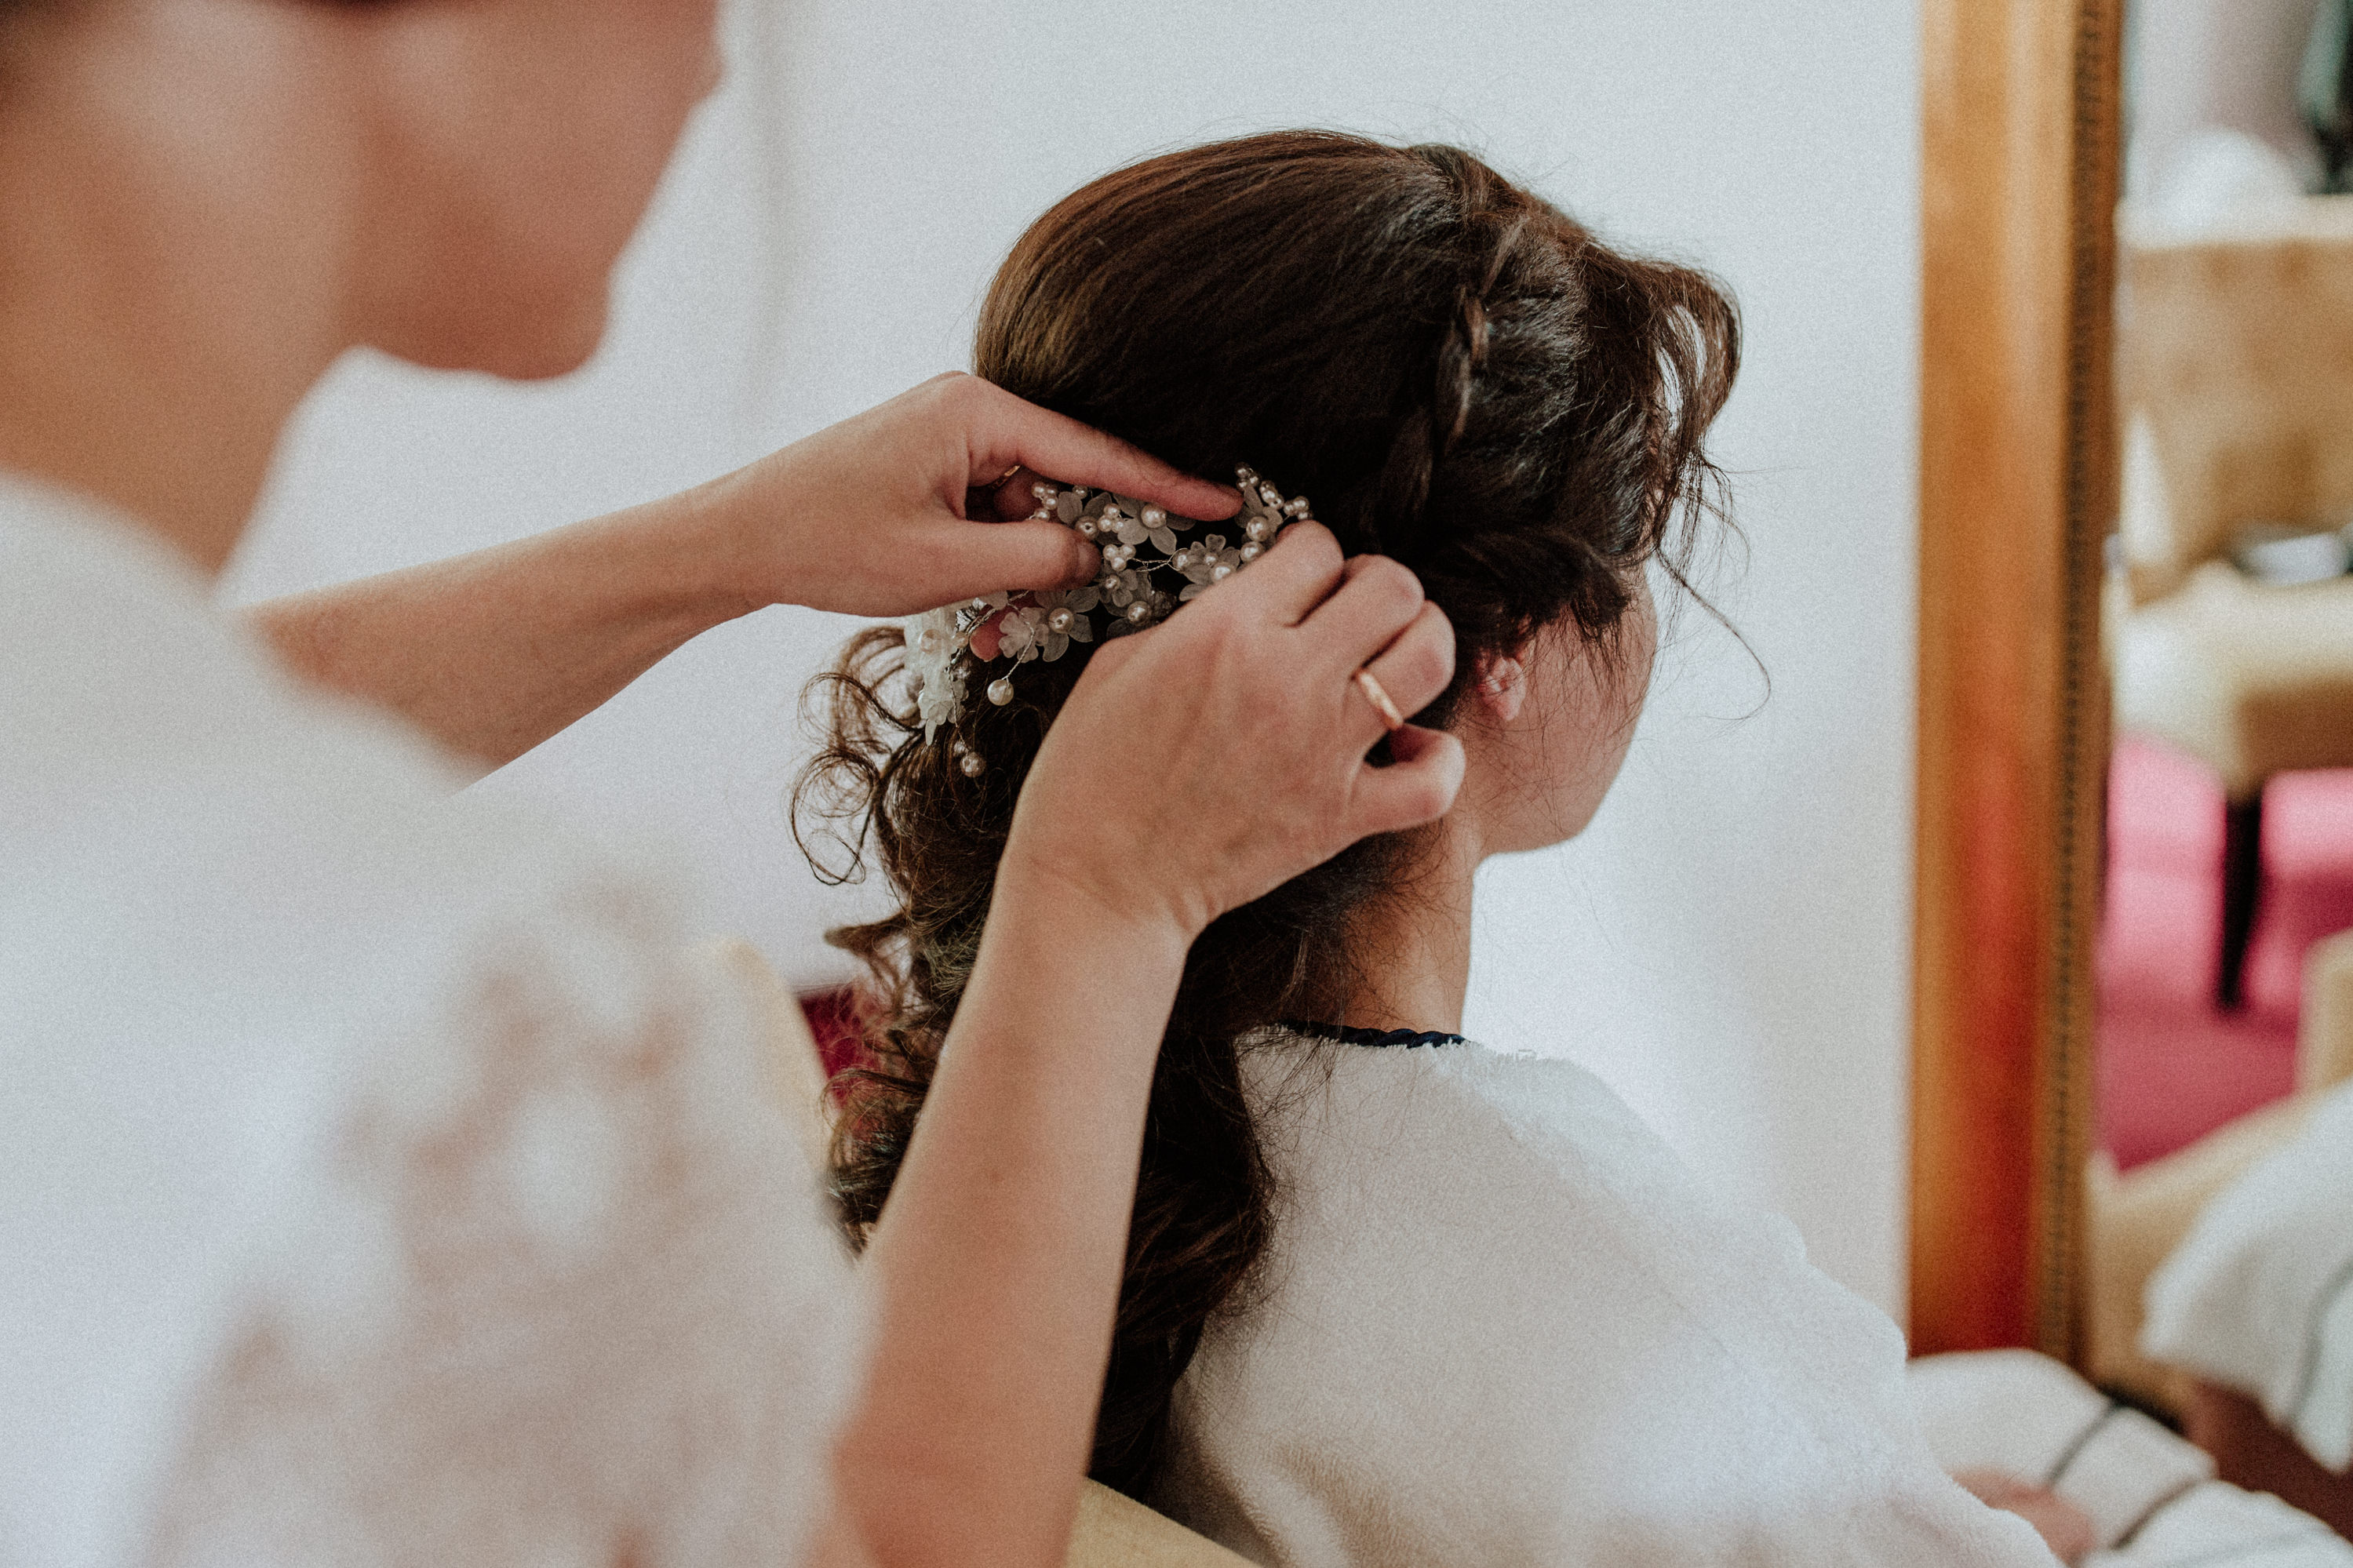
top-left (1153, 1030), bottom-right (2058, 1566)
top-left (2144, 1077), bottom-right (2353, 1476)
top-left (0, 475), bottom-right (861, 1568)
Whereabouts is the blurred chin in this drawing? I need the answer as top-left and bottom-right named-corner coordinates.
top-left (485, 309), bottom-right (608, 381)
top-left (375, 283), bottom-right (611, 383)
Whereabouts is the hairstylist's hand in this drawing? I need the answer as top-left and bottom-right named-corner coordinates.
top-left (691, 372), bottom-right (1239, 617)
top-left (1007, 522), bottom-right (1465, 942)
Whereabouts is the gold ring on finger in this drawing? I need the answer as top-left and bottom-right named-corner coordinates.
top-left (1354, 668), bottom-right (1407, 733)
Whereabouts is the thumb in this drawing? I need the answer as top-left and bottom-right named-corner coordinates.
top-left (1344, 725), bottom-right (1465, 840)
top-left (920, 518), bottom-right (1100, 600)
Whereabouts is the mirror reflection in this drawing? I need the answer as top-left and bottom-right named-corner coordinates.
top-left (2091, 0), bottom-right (2353, 1540)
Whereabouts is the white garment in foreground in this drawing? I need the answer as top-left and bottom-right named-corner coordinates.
top-left (1912, 1349), bottom-right (2353, 1566)
top-left (0, 476), bottom-right (861, 1568)
top-left (1153, 1031), bottom-right (2058, 1566)
top-left (2143, 1079), bottom-right (2353, 1475)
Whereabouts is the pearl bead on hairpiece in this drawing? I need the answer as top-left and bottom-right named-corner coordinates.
top-left (901, 465), bottom-right (1313, 762)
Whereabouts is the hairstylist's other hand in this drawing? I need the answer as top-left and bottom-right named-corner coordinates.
top-left (1007, 522), bottom-right (1464, 943)
top-left (691, 373), bottom-right (1240, 618)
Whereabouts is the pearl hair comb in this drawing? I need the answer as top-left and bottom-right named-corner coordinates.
top-left (902, 466), bottom-right (1313, 772)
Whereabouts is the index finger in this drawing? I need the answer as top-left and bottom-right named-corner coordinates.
top-left (960, 379), bottom-right (1240, 522)
top-left (1192, 519), bottom-right (1351, 628)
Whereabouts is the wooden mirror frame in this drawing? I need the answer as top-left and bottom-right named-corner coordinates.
top-left (1910, 0), bottom-right (2122, 1359)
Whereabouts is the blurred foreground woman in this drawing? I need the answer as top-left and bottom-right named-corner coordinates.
top-left (0, 3), bottom-right (1461, 1565)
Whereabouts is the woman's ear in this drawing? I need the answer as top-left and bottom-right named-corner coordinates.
top-left (1473, 652), bottom-right (1527, 723)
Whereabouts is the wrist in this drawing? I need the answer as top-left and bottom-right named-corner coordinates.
top-left (615, 473), bottom-right (779, 624)
top-left (992, 835), bottom-right (1201, 966)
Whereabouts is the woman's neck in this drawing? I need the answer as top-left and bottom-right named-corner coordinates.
top-left (0, 8), bottom-right (354, 573)
top-left (1338, 819), bottom-right (1481, 1038)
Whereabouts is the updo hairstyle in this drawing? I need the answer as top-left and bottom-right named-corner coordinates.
top-left (796, 130), bottom-right (1739, 1497)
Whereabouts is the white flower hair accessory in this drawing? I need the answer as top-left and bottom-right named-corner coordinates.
top-left (904, 465), bottom-right (1313, 773)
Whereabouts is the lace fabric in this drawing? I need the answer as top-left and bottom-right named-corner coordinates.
top-left (144, 890), bottom-right (863, 1568)
top-left (0, 473), bottom-right (861, 1568)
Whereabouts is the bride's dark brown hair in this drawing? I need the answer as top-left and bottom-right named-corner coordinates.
top-left (797, 130), bottom-right (1739, 1497)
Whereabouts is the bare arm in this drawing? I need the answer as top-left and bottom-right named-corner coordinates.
top-left (820, 526), bottom-right (1463, 1568)
top-left (251, 493), bottom-right (750, 773)
top-left (249, 375), bottom-right (1230, 772)
top-left (819, 871), bottom-right (1186, 1568)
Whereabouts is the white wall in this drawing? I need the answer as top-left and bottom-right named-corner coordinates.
top-left (224, 0), bottom-right (1922, 1318)
top-left (2127, 0), bottom-right (2322, 195)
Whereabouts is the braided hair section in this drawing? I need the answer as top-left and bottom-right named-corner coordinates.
top-left (1360, 141), bottom-right (1737, 683)
top-left (1369, 145), bottom-right (1533, 558)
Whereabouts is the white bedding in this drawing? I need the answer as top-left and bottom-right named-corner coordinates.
top-left (2144, 1079), bottom-right (2353, 1475)
top-left (1909, 1351), bottom-right (2353, 1566)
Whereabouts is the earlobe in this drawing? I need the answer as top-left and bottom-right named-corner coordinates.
top-left (1475, 656), bottom-right (1527, 722)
